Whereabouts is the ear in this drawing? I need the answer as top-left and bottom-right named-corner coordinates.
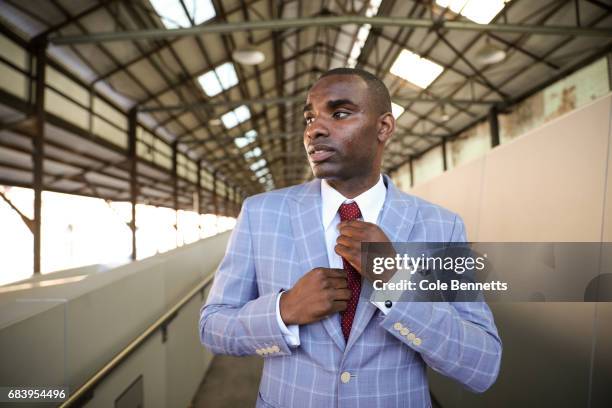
top-left (377, 112), bottom-right (395, 143)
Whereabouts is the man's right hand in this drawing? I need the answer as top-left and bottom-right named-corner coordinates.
top-left (279, 268), bottom-right (350, 325)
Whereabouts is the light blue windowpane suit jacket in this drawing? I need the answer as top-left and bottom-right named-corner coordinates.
top-left (200, 175), bottom-right (502, 408)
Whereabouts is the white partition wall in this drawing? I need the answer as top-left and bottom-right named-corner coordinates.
top-left (0, 231), bottom-right (231, 407)
top-left (401, 93), bottom-right (612, 408)
top-left (409, 93), bottom-right (612, 243)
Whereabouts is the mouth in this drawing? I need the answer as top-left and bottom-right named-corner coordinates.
top-left (307, 144), bottom-right (335, 163)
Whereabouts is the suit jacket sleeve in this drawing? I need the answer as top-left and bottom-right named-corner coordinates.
top-left (379, 215), bottom-right (502, 393)
top-left (199, 198), bottom-right (293, 357)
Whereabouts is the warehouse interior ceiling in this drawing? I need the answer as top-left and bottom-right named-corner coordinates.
top-left (1, 0), bottom-right (612, 211)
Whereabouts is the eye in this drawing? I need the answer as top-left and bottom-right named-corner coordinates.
top-left (303, 116), bottom-right (314, 126)
top-left (333, 111), bottom-right (350, 119)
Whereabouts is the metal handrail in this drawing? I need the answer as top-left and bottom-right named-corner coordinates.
top-left (60, 272), bottom-right (216, 407)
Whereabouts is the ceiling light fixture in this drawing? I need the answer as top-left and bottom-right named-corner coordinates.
top-left (441, 105), bottom-right (450, 122)
top-left (475, 39), bottom-right (507, 65)
top-left (232, 48), bottom-right (265, 65)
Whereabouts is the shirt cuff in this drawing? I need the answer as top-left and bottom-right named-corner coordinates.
top-left (371, 300), bottom-right (393, 315)
top-left (276, 291), bottom-right (300, 347)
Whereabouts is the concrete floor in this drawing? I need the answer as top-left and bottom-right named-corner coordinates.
top-left (191, 355), bottom-right (263, 408)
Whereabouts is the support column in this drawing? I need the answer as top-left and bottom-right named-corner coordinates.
top-left (127, 108), bottom-right (138, 261)
top-left (489, 105), bottom-right (500, 148)
top-left (172, 141), bottom-right (178, 212)
top-left (196, 161), bottom-right (202, 215)
top-left (232, 186), bottom-right (237, 216)
top-left (172, 142), bottom-right (178, 243)
top-left (212, 170), bottom-right (218, 216)
top-left (606, 52), bottom-right (612, 91)
top-left (409, 157), bottom-right (414, 188)
top-left (442, 139), bottom-right (448, 171)
top-left (33, 40), bottom-right (47, 274)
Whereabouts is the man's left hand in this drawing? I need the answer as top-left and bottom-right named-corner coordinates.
top-left (335, 220), bottom-right (395, 283)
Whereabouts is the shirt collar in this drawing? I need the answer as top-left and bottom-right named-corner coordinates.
top-left (320, 174), bottom-right (387, 230)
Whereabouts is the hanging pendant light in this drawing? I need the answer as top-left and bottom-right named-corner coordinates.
top-left (475, 39), bottom-right (506, 65)
top-left (232, 48), bottom-right (266, 66)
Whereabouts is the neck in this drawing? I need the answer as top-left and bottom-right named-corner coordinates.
top-left (326, 172), bottom-right (381, 199)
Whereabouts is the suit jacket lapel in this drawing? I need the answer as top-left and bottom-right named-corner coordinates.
top-left (288, 179), bottom-right (346, 350)
top-left (344, 174), bottom-right (419, 353)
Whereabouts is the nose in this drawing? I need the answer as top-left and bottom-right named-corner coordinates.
top-left (304, 116), bottom-right (329, 141)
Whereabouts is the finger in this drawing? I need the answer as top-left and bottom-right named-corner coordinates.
top-left (339, 219), bottom-right (369, 227)
top-left (336, 235), bottom-right (359, 248)
top-left (331, 300), bottom-right (348, 313)
top-left (323, 268), bottom-right (347, 278)
top-left (333, 288), bottom-right (352, 300)
top-left (328, 277), bottom-right (348, 289)
top-left (335, 243), bottom-right (360, 260)
top-left (338, 224), bottom-right (367, 238)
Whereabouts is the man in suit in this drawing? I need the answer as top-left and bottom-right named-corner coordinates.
top-left (200, 68), bottom-right (501, 407)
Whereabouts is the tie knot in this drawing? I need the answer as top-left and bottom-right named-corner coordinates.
top-left (338, 202), bottom-right (362, 222)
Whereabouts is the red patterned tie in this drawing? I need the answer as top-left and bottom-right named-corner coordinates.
top-left (338, 202), bottom-right (362, 342)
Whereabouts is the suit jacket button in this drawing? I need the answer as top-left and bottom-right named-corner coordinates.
top-left (393, 322), bottom-right (403, 331)
top-left (271, 345), bottom-right (280, 353)
top-left (400, 327), bottom-right (410, 336)
top-left (340, 371), bottom-right (351, 384)
top-left (413, 338), bottom-right (422, 346)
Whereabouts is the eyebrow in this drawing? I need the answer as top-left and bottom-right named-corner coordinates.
top-left (303, 99), bottom-right (358, 113)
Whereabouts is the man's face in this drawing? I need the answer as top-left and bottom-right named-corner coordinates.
top-left (303, 75), bottom-right (381, 180)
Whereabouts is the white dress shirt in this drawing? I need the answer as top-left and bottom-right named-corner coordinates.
top-left (275, 174), bottom-right (392, 347)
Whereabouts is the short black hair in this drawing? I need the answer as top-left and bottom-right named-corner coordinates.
top-left (317, 67), bottom-right (392, 115)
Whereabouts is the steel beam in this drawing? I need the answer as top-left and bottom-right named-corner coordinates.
top-left (139, 94), bottom-right (305, 113)
top-left (49, 16), bottom-right (612, 45)
top-left (141, 94), bottom-right (499, 114)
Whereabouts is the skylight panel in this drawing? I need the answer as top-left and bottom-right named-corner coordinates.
top-left (234, 130), bottom-right (257, 149)
top-left (150, 0), bottom-right (215, 29)
top-left (244, 146), bottom-right (262, 159)
top-left (366, 0), bottom-right (383, 16)
top-left (255, 168), bottom-right (269, 178)
top-left (220, 110), bottom-right (238, 128)
top-left (150, 0), bottom-right (190, 28)
top-left (184, 0), bottom-right (216, 25)
top-left (215, 62), bottom-right (239, 89)
top-left (250, 158), bottom-right (266, 172)
top-left (198, 62), bottom-right (239, 97)
top-left (221, 105), bottom-right (250, 129)
top-left (435, 0), bottom-right (506, 24)
top-left (198, 70), bottom-right (222, 96)
top-left (234, 105), bottom-right (251, 122)
top-left (346, 0), bottom-right (382, 67)
top-left (391, 102), bottom-right (405, 119)
top-left (390, 49), bottom-right (444, 89)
